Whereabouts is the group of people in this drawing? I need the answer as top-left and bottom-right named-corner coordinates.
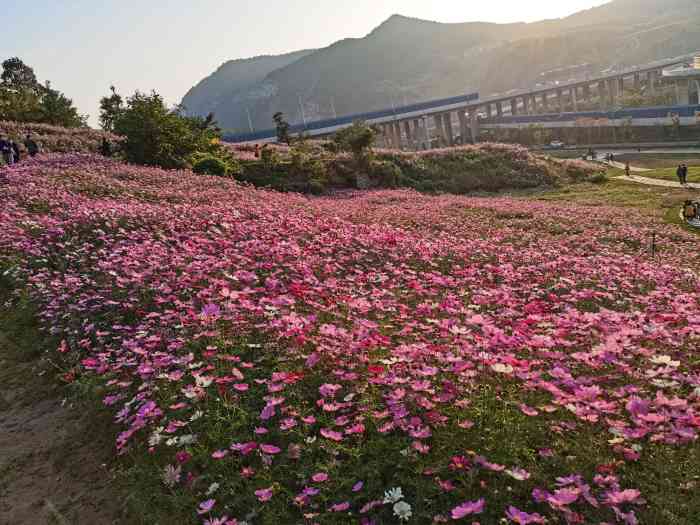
top-left (0, 134), bottom-right (39, 166)
top-left (676, 164), bottom-right (690, 186)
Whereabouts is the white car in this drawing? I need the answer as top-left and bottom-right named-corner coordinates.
top-left (549, 140), bottom-right (565, 149)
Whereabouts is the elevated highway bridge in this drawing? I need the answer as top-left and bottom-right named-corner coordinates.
top-left (224, 52), bottom-right (700, 148)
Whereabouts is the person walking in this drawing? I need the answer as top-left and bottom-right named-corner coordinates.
top-left (10, 141), bottom-right (20, 163)
top-left (625, 162), bottom-right (631, 177)
top-left (677, 164), bottom-right (685, 185)
top-left (681, 164), bottom-right (689, 186)
top-left (24, 134), bottom-right (39, 157)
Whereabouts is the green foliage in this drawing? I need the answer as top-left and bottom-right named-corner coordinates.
top-left (108, 89), bottom-right (223, 169)
top-left (192, 155), bottom-right (228, 176)
top-left (333, 121), bottom-right (376, 168)
top-left (272, 112), bottom-right (291, 145)
top-left (99, 86), bottom-right (124, 132)
top-left (370, 160), bottom-right (402, 188)
top-left (0, 58), bottom-right (86, 127)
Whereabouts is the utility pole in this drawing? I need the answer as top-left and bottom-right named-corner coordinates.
top-left (298, 95), bottom-right (307, 127)
top-left (246, 108), bottom-right (254, 133)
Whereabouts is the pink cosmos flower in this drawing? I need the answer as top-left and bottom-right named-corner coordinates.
top-left (260, 444), bottom-right (281, 455)
top-left (451, 499), bottom-right (485, 519)
top-left (505, 506), bottom-right (545, 524)
top-left (197, 499), bottom-right (216, 515)
top-left (255, 488), bottom-right (273, 502)
top-left (311, 472), bottom-right (329, 483)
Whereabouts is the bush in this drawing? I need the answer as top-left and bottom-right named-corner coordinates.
top-left (371, 160), bottom-right (402, 188)
top-left (192, 155), bottom-right (228, 176)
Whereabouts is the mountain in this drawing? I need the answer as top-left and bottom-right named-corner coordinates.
top-left (182, 0), bottom-right (700, 134)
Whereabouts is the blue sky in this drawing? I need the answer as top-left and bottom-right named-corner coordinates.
top-left (4, 0), bottom-right (609, 126)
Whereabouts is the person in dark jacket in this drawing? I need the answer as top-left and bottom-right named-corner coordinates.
top-left (681, 164), bottom-right (689, 185)
top-left (677, 165), bottom-right (685, 184)
top-left (100, 137), bottom-right (112, 157)
top-left (11, 141), bottom-right (20, 163)
top-left (24, 134), bottom-right (39, 157)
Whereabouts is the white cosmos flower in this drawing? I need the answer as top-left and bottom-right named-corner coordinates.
top-left (206, 482), bottom-right (220, 495)
top-left (393, 501), bottom-right (412, 521)
top-left (383, 487), bottom-right (404, 504)
top-left (491, 363), bottom-right (514, 374)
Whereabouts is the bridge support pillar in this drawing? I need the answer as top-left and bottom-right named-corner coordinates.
top-left (393, 122), bottom-right (402, 150)
top-left (470, 112), bottom-right (480, 144)
top-left (556, 89), bottom-right (564, 112)
top-left (541, 93), bottom-right (549, 112)
top-left (382, 124), bottom-right (392, 148)
top-left (675, 79), bottom-right (691, 105)
top-left (496, 102), bottom-right (503, 118)
top-left (634, 73), bottom-right (641, 90)
top-left (571, 87), bottom-right (579, 112)
top-left (433, 114), bottom-right (446, 146)
top-left (608, 79), bottom-right (617, 106)
top-left (403, 120), bottom-right (413, 149)
top-left (582, 84), bottom-right (592, 104)
top-left (510, 98), bottom-right (518, 116)
top-left (618, 77), bottom-right (625, 95)
top-left (422, 115), bottom-right (431, 149)
top-left (486, 104), bottom-right (493, 118)
top-left (458, 110), bottom-right (469, 145)
top-left (412, 119), bottom-right (421, 150)
top-left (443, 113), bottom-right (455, 145)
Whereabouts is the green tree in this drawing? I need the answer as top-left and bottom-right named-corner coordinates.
top-left (0, 58), bottom-right (85, 127)
top-left (99, 86), bottom-right (124, 132)
top-left (111, 89), bottom-right (222, 169)
top-left (273, 112), bottom-right (291, 144)
top-left (0, 57), bottom-right (40, 92)
top-left (39, 82), bottom-right (87, 127)
top-left (333, 121), bottom-right (376, 168)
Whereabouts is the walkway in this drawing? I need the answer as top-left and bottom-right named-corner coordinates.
top-left (614, 173), bottom-right (700, 190)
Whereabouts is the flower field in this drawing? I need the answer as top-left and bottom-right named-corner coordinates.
top-left (0, 121), bottom-right (122, 155)
top-left (1, 154), bottom-right (699, 524)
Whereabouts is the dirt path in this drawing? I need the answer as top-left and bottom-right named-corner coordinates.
top-left (614, 173), bottom-right (700, 190)
top-left (0, 296), bottom-right (127, 525)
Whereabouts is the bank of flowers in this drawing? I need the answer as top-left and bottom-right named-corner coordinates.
top-left (0, 154), bottom-right (698, 524)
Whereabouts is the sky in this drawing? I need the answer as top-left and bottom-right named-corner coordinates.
top-left (4, 0), bottom-right (610, 126)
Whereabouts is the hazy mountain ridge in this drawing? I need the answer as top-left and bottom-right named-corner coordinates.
top-left (182, 0), bottom-right (700, 134)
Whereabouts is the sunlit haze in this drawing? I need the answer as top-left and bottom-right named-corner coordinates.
top-left (5, 0), bottom-right (610, 126)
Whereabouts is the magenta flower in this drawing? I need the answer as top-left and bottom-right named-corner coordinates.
top-left (451, 498), bottom-right (485, 519)
top-left (255, 488), bottom-right (273, 502)
top-left (505, 506), bottom-right (545, 524)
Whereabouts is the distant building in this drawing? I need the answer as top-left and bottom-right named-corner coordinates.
top-left (662, 54), bottom-right (700, 104)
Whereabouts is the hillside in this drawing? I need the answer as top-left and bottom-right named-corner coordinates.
top-left (182, 0), bottom-right (700, 134)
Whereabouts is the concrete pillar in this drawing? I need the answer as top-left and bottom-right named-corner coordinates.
top-left (403, 120), bottom-right (412, 148)
top-left (541, 92), bottom-right (549, 112)
top-left (583, 84), bottom-right (592, 103)
top-left (422, 115), bottom-right (431, 149)
top-left (647, 71), bottom-right (657, 95)
top-left (487, 104), bottom-right (493, 118)
top-left (443, 113), bottom-right (455, 145)
top-left (510, 98), bottom-right (518, 116)
top-left (676, 79), bottom-right (691, 105)
top-left (458, 110), bottom-right (469, 144)
top-left (496, 102), bottom-right (503, 118)
top-left (634, 73), bottom-right (641, 90)
top-left (618, 77), bottom-right (625, 95)
top-left (470, 112), bottom-right (480, 143)
top-left (607, 80), bottom-right (616, 107)
top-left (433, 114), bottom-right (446, 146)
top-left (382, 124), bottom-right (393, 148)
top-left (571, 87), bottom-right (579, 112)
top-left (412, 119), bottom-right (421, 149)
top-left (393, 122), bottom-right (402, 149)
top-left (556, 89), bottom-right (564, 112)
